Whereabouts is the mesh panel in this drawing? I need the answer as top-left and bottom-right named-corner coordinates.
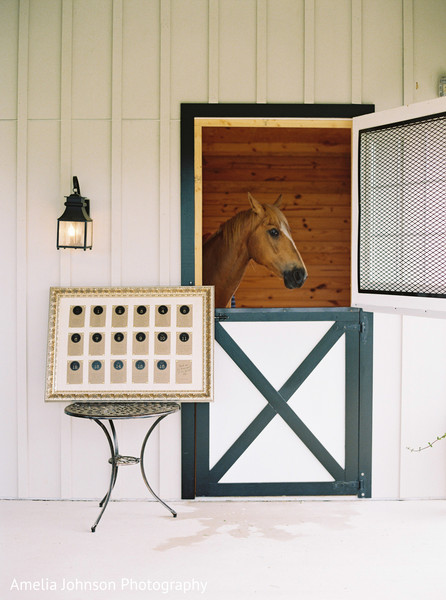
top-left (358, 113), bottom-right (446, 297)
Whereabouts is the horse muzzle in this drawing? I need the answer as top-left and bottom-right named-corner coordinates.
top-left (283, 267), bottom-right (307, 289)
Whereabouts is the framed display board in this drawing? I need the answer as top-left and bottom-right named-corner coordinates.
top-left (45, 286), bottom-right (214, 402)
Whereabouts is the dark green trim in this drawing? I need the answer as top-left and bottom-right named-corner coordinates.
top-left (195, 403), bottom-right (210, 496)
top-left (204, 481), bottom-right (361, 497)
top-left (180, 404), bottom-right (196, 499)
top-left (215, 307), bottom-right (360, 321)
top-left (344, 322), bottom-right (360, 483)
top-left (358, 311), bottom-right (374, 498)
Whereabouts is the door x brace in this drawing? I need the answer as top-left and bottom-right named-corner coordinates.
top-left (210, 321), bottom-right (351, 484)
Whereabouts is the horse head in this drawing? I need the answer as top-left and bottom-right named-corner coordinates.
top-left (247, 193), bottom-right (307, 289)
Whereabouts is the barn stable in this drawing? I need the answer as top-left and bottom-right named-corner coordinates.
top-left (2, 1), bottom-right (446, 599)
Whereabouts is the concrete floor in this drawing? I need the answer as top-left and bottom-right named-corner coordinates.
top-left (1, 499), bottom-right (445, 599)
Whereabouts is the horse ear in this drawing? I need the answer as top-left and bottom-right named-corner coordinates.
top-left (274, 194), bottom-right (284, 208)
top-left (248, 192), bottom-right (265, 217)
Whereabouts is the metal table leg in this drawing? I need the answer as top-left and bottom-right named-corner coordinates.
top-left (91, 419), bottom-right (118, 533)
top-left (98, 420), bottom-right (119, 508)
top-left (140, 415), bottom-right (177, 517)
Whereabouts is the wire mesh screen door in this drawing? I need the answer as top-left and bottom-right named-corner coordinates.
top-left (358, 112), bottom-right (446, 298)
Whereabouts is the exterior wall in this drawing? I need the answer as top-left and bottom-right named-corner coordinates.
top-left (1, 0), bottom-right (446, 500)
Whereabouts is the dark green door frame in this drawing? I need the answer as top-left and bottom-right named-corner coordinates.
top-left (180, 103), bottom-right (375, 499)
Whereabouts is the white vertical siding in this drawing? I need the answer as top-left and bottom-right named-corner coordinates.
top-left (362, 0), bottom-right (404, 111)
top-left (0, 118), bottom-right (18, 497)
top-left (219, 0), bottom-right (257, 102)
top-left (122, 0), bottom-right (160, 119)
top-left (28, 0), bottom-right (61, 119)
top-left (72, 0), bottom-right (113, 120)
top-left (1, 0), bottom-right (446, 500)
top-left (16, 0), bottom-right (31, 498)
top-left (413, 0), bottom-right (446, 102)
top-left (314, 0), bottom-right (352, 103)
top-left (266, 0), bottom-right (304, 103)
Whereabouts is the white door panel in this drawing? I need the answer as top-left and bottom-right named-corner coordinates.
top-left (351, 96), bottom-right (446, 317)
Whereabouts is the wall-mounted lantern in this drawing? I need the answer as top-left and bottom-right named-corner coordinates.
top-left (57, 176), bottom-right (93, 250)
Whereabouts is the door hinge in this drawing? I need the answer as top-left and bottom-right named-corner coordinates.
top-left (359, 318), bottom-right (369, 344)
top-left (335, 320), bottom-right (368, 342)
top-left (333, 473), bottom-right (367, 497)
top-left (333, 480), bottom-right (360, 493)
top-left (358, 472), bottom-right (367, 497)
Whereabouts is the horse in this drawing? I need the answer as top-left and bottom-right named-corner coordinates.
top-left (202, 193), bottom-right (307, 307)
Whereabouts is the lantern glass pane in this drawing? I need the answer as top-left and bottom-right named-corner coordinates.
top-left (85, 221), bottom-right (93, 248)
top-left (59, 221), bottom-right (88, 248)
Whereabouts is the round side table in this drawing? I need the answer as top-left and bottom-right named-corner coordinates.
top-left (64, 401), bottom-right (180, 532)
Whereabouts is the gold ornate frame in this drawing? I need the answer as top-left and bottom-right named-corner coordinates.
top-left (45, 286), bottom-right (214, 402)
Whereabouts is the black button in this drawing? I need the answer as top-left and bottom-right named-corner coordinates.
top-left (93, 306), bottom-right (103, 315)
top-left (135, 360), bottom-right (145, 370)
top-left (179, 332), bottom-right (189, 342)
top-left (92, 333), bottom-right (102, 343)
top-left (113, 360), bottom-right (124, 370)
top-left (70, 361), bottom-right (80, 371)
top-left (158, 305), bottom-right (168, 315)
top-left (72, 306), bottom-right (83, 315)
top-left (137, 306), bottom-right (147, 315)
top-left (115, 305), bottom-right (125, 315)
top-left (157, 360), bottom-right (167, 370)
top-left (91, 360), bottom-right (102, 371)
top-left (114, 332), bottom-right (124, 342)
top-left (71, 333), bottom-right (81, 343)
top-left (157, 332), bottom-right (168, 342)
top-left (136, 332), bottom-right (146, 342)
top-left (180, 305), bottom-right (190, 315)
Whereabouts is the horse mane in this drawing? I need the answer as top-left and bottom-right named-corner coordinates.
top-left (208, 204), bottom-right (284, 248)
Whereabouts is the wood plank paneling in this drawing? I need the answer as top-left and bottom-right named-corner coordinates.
top-left (202, 125), bottom-right (351, 308)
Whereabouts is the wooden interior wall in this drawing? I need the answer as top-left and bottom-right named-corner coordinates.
top-left (202, 126), bottom-right (352, 307)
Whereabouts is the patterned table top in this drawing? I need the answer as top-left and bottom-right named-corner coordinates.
top-left (64, 401), bottom-right (180, 420)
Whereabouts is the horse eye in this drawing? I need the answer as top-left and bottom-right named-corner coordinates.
top-left (268, 228), bottom-right (279, 238)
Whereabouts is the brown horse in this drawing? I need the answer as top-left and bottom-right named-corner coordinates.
top-left (202, 193), bottom-right (307, 307)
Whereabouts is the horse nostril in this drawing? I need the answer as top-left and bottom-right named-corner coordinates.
top-left (283, 267), bottom-right (307, 289)
top-left (294, 268), bottom-right (307, 286)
